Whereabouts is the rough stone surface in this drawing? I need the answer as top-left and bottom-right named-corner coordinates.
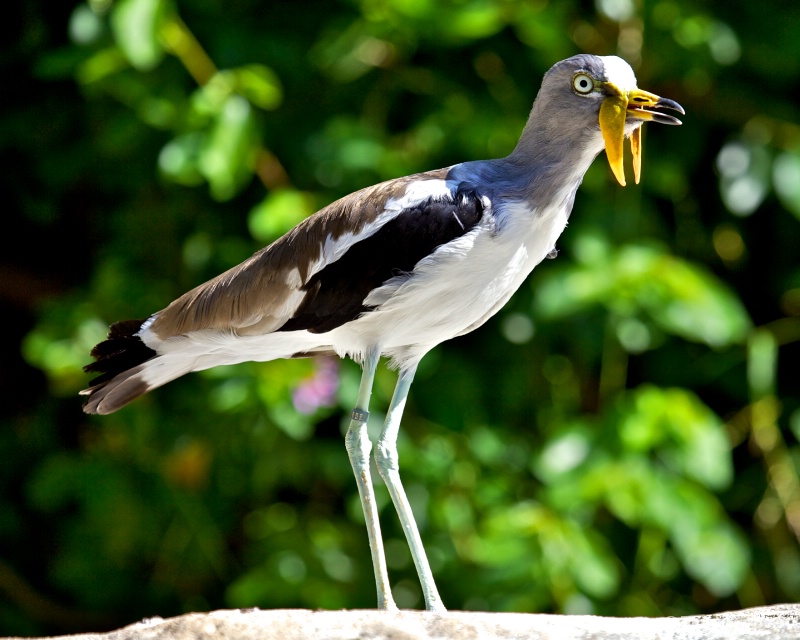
top-left (6, 604), bottom-right (800, 640)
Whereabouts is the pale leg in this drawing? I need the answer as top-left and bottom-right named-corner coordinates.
top-left (344, 348), bottom-right (397, 610)
top-left (375, 365), bottom-right (446, 612)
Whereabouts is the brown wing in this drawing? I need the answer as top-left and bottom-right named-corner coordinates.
top-left (150, 169), bottom-right (451, 339)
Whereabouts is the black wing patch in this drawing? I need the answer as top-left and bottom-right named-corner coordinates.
top-left (278, 185), bottom-right (486, 334)
top-left (83, 319), bottom-right (156, 387)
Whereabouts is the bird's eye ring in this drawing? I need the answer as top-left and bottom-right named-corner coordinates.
top-left (572, 73), bottom-right (594, 95)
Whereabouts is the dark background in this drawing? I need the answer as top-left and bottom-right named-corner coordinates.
top-left (3, 0), bottom-right (800, 635)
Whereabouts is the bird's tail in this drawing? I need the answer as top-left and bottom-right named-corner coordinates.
top-left (81, 319), bottom-right (192, 415)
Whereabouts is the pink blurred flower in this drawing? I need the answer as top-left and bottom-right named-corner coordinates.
top-left (292, 356), bottom-right (339, 414)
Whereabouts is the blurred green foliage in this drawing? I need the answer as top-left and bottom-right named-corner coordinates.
top-left (3, 0), bottom-right (800, 635)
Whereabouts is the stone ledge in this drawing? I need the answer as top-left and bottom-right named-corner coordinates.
top-left (7, 604), bottom-right (799, 640)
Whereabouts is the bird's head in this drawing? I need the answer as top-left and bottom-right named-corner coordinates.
top-left (538, 54), bottom-right (684, 186)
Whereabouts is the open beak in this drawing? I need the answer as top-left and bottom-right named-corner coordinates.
top-left (599, 83), bottom-right (684, 186)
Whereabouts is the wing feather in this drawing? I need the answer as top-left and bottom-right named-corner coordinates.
top-left (278, 182), bottom-right (487, 333)
top-left (150, 169), bottom-right (452, 338)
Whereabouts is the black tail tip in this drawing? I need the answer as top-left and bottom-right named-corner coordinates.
top-left (82, 318), bottom-right (156, 391)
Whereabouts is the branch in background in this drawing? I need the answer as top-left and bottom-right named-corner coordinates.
top-left (159, 12), bottom-right (289, 190)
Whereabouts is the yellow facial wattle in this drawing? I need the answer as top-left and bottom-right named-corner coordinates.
top-left (630, 126), bottom-right (642, 185)
top-left (598, 84), bottom-right (683, 186)
top-left (599, 93), bottom-right (629, 186)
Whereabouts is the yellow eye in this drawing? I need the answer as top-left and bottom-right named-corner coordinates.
top-left (572, 73), bottom-right (594, 94)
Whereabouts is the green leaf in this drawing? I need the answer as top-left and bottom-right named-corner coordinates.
top-left (479, 501), bottom-right (620, 599)
top-left (773, 151), bottom-right (800, 220)
top-left (642, 251), bottom-right (751, 346)
top-left (536, 241), bottom-right (751, 348)
top-left (677, 520), bottom-right (750, 597)
top-left (233, 65), bottom-right (283, 111)
top-left (75, 47), bottom-right (129, 84)
top-left (532, 424), bottom-right (592, 483)
top-left (197, 94), bottom-right (258, 200)
top-left (111, 0), bottom-right (170, 71)
top-left (446, 4), bottom-right (504, 39)
top-left (248, 189), bottom-right (316, 243)
top-left (558, 456), bottom-right (749, 597)
top-left (158, 132), bottom-right (205, 186)
top-left (565, 526), bottom-right (619, 599)
top-left (648, 476), bottom-right (750, 597)
top-left (22, 310), bottom-right (109, 395)
top-left (618, 386), bottom-right (733, 490)
top-left (748, 329), bottom-right (778, 399)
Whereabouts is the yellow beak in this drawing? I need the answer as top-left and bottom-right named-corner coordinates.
top-left (599, 84), bottom-right (684, 186)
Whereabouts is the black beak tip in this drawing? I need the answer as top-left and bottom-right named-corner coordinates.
top-left (657, 97), bottom-right (686, 115)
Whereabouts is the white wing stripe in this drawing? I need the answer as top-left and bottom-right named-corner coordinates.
top-left (304, 178), bottom-right (455, 283)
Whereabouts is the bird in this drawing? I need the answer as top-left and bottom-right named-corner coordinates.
top-left (81, 53), bottom-right (684, 612)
